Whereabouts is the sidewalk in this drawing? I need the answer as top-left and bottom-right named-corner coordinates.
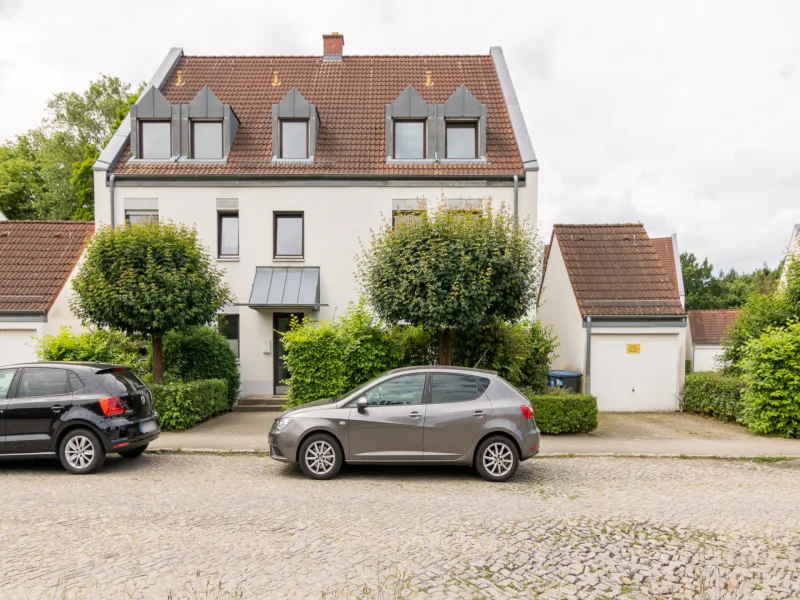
top-left (150, 411), bottom-right (800, 457)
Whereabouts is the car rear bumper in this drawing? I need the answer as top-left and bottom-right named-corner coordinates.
top-left (519, 428), bottom-right (541, 461)
top-left (104, 414), bottom-right (160, 452)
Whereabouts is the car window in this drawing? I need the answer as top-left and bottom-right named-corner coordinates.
top-left (17, 368), bottom-right (70, 398)
top-left (0, 369), bottom-right (17, 399)
top-left (99, 370), bottom-right (146, 395)
top-left (68, 371), bottom-right (85, 392)
top-left (363, 374), bottom-right (426, 407)
top-left (430, 373), bottom-right (484, 404)
top-left (477, 376), bottom-right (491, 391)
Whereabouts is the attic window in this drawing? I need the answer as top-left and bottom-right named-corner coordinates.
top-left (446, 122), bottom-right (477, 159)
top-left (139, 121), bottom-right (171, 159)
top-left (280, 120), bottom-right (309, 159)
top-left (192, 121), bottom-right (223, 159)
top-left (393, 120), bottom-right (426, 159)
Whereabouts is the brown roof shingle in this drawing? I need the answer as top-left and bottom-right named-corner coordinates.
top-left (111, 55), bottom-right (523, 178)
top-left (0, 221), bottom-right (94, 313)
top-left (553, 223), bottom-right (685, 316)
top-left (688, 310), bottom-right (741, 344)
top-left (651, 237), bottom-right (681, 298)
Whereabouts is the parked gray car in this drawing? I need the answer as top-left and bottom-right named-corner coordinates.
top-left (268, 366), bottom-right (540, 481)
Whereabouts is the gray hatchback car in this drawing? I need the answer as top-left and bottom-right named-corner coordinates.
top-left (268, 366), bottom-right (540, 481)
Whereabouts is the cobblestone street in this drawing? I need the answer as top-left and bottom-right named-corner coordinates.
top-left (0, 454), bottom-right (798, 599)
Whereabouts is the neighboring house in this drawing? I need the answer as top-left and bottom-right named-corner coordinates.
top-left (686, 310), bottom-right (740, 372)
top-left (0, 209), bottom-right (7, 220)
top-left (779, 224), bottom-right (800, 287)
top-left (92, 33), bottom-right (538, 397)
top-left (538, 223), bottom-right (687, 412)
top-left (0, 221), bottom-right (94, 366)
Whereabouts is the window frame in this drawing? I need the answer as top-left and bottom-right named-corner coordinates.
top-left (16, 367), bottom-right (72, 399)
top-left (217, 211), bottom-right (239, 258)
top-left (273, 211), bottom-right (305, 258)
top-left (392, 119), bottom-right (426, 160)
top-left (138, 119), bottom-right (172, 159)
top-left (125, 210), bottom-right (159, 225)
top-left (445, 121), bottom-right (479, 160)
top-left (279, 119), bottom-right (309, 159)
top-left (191, 119), bottom-right (224, 160)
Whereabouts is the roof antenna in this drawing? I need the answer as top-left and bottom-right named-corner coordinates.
top-left (473, 346), bottom-right (490, 369)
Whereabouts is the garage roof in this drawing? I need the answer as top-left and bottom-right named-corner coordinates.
top-left (0, 221), bottom-right (94, 313)
top-left (552, 223), bottom-right (685, 316)
top-left (687, 310), bottom-right (741, 344)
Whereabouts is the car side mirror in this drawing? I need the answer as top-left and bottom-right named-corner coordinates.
top-left (356, 396), bottom-right (368, 412)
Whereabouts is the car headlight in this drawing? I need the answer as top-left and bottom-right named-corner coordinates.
top-left (274, 417), bottom-right (293, 432)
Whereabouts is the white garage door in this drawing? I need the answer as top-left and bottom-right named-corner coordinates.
top-left (591, 334), bottom-right (679, 411)
top-left (0, 330), bottom-right (39, 367)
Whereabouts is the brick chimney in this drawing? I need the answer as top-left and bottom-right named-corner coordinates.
top-left (323, 32), bottom-right (344, 62)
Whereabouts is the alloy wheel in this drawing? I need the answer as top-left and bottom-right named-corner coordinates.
top-left (483, 442), bottom-right (513, 477)
top-left (65, 435), bottom-right (95, 470)
top-left (304, 440), bottom-right (336, 475)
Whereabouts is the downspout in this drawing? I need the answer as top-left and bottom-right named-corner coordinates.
top-left (513, 174), bottom-right (519, 223)
top-left (109, 174), bottom-right (116, 229)
top-left (585, 316), bottom-right (592, 395)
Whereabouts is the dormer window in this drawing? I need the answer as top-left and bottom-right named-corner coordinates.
top-left (393, 120), bottom-right (426, 159)
top-left (139, 121), bottom-right (171, 159)
top-left (445, 122), bottom-right (478, 159)
top-left (280, 120), bottom-right (309, 159)
top-left (192, 121), bottom-right (223, 159)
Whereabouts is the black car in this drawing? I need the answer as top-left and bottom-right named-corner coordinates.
top-left (0, 362), bottom-right (159, 474)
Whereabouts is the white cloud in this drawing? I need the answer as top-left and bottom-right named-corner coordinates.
top-left (0, 0), bottom-right (798, 271)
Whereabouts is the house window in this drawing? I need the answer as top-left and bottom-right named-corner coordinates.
top-left (280, 120), bottom-right (309, 159)
top-left (218, 212), bottom-right (239, 257)
top-left (192, 121), bottom-right (223, 159)
top-left (445, 122), bottom-right (478, 159)
top-left (139, 121), bottom-right (171, 159)
top-left (125, 210), bottom-right (158, 225)
top-left (392, 209), bottom-right (424, 229)
top-left (393, 120), bottom-right (425, 159)
top-left (219, 315), bottom-right (239, 359)
top-left (274, 212), bottom-right (304, 258)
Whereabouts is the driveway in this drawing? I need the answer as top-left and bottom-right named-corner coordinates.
top-left (152, 411), bottom-right (800, 457)
top-left (0, 454), bottom-right (798, 599)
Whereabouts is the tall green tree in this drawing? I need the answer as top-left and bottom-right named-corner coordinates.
top-left (70, 221), bottom-right (233, 383)
top-left (681, 252), bottom-right (780, 310)
top-left (357, 200), bottom-right (542, 364)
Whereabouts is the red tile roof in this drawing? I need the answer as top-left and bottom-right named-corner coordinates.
top-left (0, 221), bottom-right (94, 312)
top-left (552, 223), bottom-right (685, 316)
top-left (651, 237), bottom-right (680, 298)
top-left (112, 55), bottom-right (523, 178)
top-left (688, 310), bottom-right (741, 344)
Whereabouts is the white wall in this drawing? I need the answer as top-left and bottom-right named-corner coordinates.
top-left (692, 344), bottom-right (724, 372)
top-left (95, 177), bottom-right (537, 395)
top-left (44, 264), bottom-right (86, 337)
top-left (537, 235), bottom-right (586, 374)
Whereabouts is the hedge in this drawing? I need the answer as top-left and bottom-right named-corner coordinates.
top-left (152, 378), bottom-right (228, 431)
top-left (680, 371), bottom-right (745, 424)
top-left (526, 394), bottom-right (598, 434)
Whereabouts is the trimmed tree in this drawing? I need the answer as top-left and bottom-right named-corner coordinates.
top-left (71, 221), bottom-right (233, 383)
top-left (357, 200), bottom-right (541, 364)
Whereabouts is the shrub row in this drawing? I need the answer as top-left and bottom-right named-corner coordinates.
top-left (152, 378), bottom-right (228, 431)
top-left (526, 393), bottom-right (598, 434)
top-left (680, 371), bottom-right (745, 424)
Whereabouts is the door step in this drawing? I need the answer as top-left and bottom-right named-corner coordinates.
top-left (234, 395), bottom-right (287, 412)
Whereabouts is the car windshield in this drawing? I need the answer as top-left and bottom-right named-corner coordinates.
top-left (335, 371), bottom-right (392, 402)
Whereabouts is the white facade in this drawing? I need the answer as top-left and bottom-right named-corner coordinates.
top-left (692, 344), bottom-right (724, 372)
top-left (95, 176), bottom-right (537, 396)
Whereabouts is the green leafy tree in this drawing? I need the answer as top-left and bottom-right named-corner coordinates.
top-left (681, 252), bottom-right (781, 310)
top-left (358, 200), bottom-right (541, 364)
top-left (0, 144), bottom-right (39, 219)
top-left (70, 221), bottom-right (233, 383)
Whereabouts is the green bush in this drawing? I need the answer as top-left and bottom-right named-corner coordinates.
top-left (35, 327), bottom-right (149, 377)
top-left (151, 378), bottom-right (228, 430)
top-left (721, 291), bottom-right (795, 369)
top-left (163, 326), bottom-right (240, 406)
top-left (526, 393), bottom-right (598, 434)
top-left (680, 371), bottom-right (745, 423)
top-left (740, 323), bottom-right (800, 438)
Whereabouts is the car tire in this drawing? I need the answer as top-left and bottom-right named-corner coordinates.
top-left (119, 444), bottom-right (148, 459)
top-left (298, 433), bottom-right (343, 480)
top-left (475, 435), bottom-right (519, 482)
top-left (58, 429), bottom-right (106, 475)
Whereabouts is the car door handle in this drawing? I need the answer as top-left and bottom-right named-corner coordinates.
top-left (51, 405), bottom-right (65, 413)
top-left (473, 410), bottom-right (485, 417)
top-left (409, 411), bottom-right (422, 418)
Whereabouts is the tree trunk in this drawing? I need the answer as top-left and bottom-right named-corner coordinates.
top-left (152, 335), bottom-right (164, 384)
top-left (438, 328), bottom-right (452, 366)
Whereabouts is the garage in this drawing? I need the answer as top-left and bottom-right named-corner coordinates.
top-left (0, 329), bottom-right (39, 366)
top-left (590, 333), bottom-right (680, 411)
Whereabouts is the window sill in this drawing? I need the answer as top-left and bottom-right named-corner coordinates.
top-left (270, 157), bottom-right (315, 164)
top-left (177, 157), bottom-right (229, 165)
top-left (273, 257), bottom-right (305, 262)
top-left (127, 157), bottom-right (180, 164)
top-left (386, 158), bottom-right (435, 164)
top-left (440, 157), bottom-right (488, 164)
top-left (217, 257), bottom-right (240, 262)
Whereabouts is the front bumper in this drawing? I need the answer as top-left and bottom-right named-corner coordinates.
top-left (268, 428), bottom-right (300, 463)
top-left (519, 428), bottom-right (541, 461)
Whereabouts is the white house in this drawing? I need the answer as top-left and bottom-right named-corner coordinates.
top-left (92, 34), bottom-right (538, 398)
top-left (686, 310), bottom-right (740, 372)
top-left (538, 224), bottom-right (687, 412)
top-left (0, 221), bottom-right (94, 365)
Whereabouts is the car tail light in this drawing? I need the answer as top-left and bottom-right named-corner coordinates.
top-left (520, 405), bottom-right (534, 419)
top-left (99, 397), bottom-right (125, 416)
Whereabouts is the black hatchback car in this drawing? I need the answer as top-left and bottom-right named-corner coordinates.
top-left (0, 362), bottom-right (159, 474)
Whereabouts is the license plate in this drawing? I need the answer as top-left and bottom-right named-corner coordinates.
top-left (139, 420), bottom-right (158, 434)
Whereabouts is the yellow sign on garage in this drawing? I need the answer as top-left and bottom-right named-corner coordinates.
top-left (626, 343), bottom-right (641, 354)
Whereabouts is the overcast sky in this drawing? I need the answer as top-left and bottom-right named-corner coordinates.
top-left (1, 0), bottom-right (798, 272)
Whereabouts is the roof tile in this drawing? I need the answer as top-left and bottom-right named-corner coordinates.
top-left (688, 310), bottom-right (741, 344)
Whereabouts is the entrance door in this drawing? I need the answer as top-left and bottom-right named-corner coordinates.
top-left (273, 313), bottom-right (303, 395)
